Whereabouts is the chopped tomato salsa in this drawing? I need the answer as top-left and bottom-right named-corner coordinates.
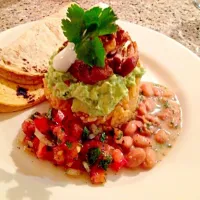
top-left (20, 82), bottom-right (181, 184)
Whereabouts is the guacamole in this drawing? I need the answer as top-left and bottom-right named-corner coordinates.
top-left (45, 61), bottom-right (145, 117)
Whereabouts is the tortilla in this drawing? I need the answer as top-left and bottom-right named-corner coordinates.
top-left (0, 11), bottom-right (67, 85)
top-left (0, 76), bottom-right (45, 112)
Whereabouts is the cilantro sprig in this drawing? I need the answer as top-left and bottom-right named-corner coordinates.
top-left (62, 4), bottom-right (118, 67)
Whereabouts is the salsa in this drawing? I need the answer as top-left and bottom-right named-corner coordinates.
top-left (19, 82), bottom-right (182, 184)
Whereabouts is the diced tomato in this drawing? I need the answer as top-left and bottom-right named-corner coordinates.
top-left (110, 158), bottom-right (127, 172)
top-left (67, 118), bottom-right (83, 140)
top-left (36, 142), bottom-right (53, 161)
top-left (36, 142), bottom-right (46, 158)
top-left (54, 110), bottom-right (65, 124)
top-left (34, 117), bottom-right (49, 134)
top-left (53, 146), bottom-right (65, 165)
top-left (70, 159), bottom-right (85, 171)
top-left (64, 142), bottom-right (79, 164)
top-left (33, 137), bottom-right (40, 152)
top-left (22, 120), bottom-right (35, 137)
top-left (65, 135), bottom-right (78, 143)
top-left (81, 140), bottom-right (102, 158)
top-left (53, 126), bottom-right (67, 144)
top-left (90, 165), bottom-right (106, 184)
top-left (60, 100), bottom-right (73, 122)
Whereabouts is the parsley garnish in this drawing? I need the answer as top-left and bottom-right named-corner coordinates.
top-left (167, 143), bottom-right (172, 148)
top-left (169, 121), bottom-right (179, 129)
top-left (87, 147), bottom-right (101, 165)
top-left (62, 4), bottom-right (118, 67)
top-left (66, 141), bottom-right (72, 148)
top-left (116, 131), bottom-right (123, 140)
top-left (163, 101), bottom-right (170, 108)
top-left (100, 132), bottom-right (106, 142)
top-left (46, 108), bottom-right (52, 120)
top-left (99, 155), bottom-right (112, 170)
top-left (146, 122), bottom-right (152, 130)
top-left (82, 127), bottom-right (90, 141)
top-left (30, 112), bottom-right (40, 120)
top-left (139, 95), bottom-right (144, 102)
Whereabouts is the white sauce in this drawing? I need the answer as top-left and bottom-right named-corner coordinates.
top-left (53, 42), bottom-right (77, 72)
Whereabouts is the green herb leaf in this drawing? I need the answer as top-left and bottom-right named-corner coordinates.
top-left (87, 147), bottom-right (101, 165)
top-left (100, 132), bottom-right (106, 143)
top-left (167, 143), bottom-right (172, 148)
top-left (66, 141), bottom-right (72, 148)
top-left (163, 101), bottom-right (170, 108)
top-left (146, 123), bottom-right (152, 130)
top-left (99, 155), bottom-right (112, 170)
top-left (75, 37), bottom-right (106, 66)
top-left (46, 108), bottom-right (52, 120)
top-left (116, 131), bottom-right (123, 140)
top-left (82, 127), bottom-right (90, 141)
top-left (62, 4), bottom-right (118, 67)
top-left (30, 112), bottom-right (40, 120)
top-left (98, 7), bottom-right (118, 35)
top-left (139, 95), bottom-right (144, 102)
top-left (84, 7), bottom-right (102, 28)
top-left (61, 4), bottom-right (84, 43)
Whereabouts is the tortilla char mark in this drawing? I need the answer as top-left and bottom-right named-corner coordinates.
top-left (16, 86), bottom-right (29, 98)
top-left (16, 86), bottom-right (36, 103)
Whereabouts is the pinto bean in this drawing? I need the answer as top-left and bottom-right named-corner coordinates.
top-left (133, 134), bottom-right (152, 148)
top-left (154, 129), bottom-right (169, 144)
top-left (163, 89), bottom-right (174, 98)
top-left (153, 86), bottom-right (162, 97)
top-left (112, 149), bottom-right (124, 163)
top-left (141, 83), bottom-right (154, 97)
top-left (138, 103), bottom-right (147, 115)
top-left (125, 148), bottom-right (146, 168)
top-left (123, 120), bottom-right (137, 137)
top-left (122, 136), bottom-right (133, 149)
top-left (141, 148), bottom-right (157, 169)
top-left (144, 99), bottom-right (156, 112)
top-left (145, 114), bottom-right (160, 125)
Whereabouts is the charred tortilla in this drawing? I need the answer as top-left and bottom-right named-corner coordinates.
top-left (0, 76), bottom-right (45, 112)
top-left (0, 16), bottom-right (66, 85)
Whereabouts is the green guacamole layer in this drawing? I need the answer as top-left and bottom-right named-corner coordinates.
top-left (45, 59), bottom-right (145, 117)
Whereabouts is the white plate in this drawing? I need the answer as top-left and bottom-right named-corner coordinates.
top-left (0, 20), bottom-right (200, 200)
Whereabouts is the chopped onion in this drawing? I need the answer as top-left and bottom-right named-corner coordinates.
top-left (65, 168), bottom-right (81, 176)
top-left (88, 134), bottom-right (96, 139)
top-left (27, 141), bottom-right (33, 148)
top-left (18, 129), bottom-right (26, 143)
top-left (76, 144), bottom-right (82, 153)
top-left (82, 161), bottom-right (90, 173)
top-left (34, 128), bottom-right (53, 147)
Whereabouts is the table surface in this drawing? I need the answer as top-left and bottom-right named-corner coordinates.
top-left (0, 0), bottom-right (199, 56)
